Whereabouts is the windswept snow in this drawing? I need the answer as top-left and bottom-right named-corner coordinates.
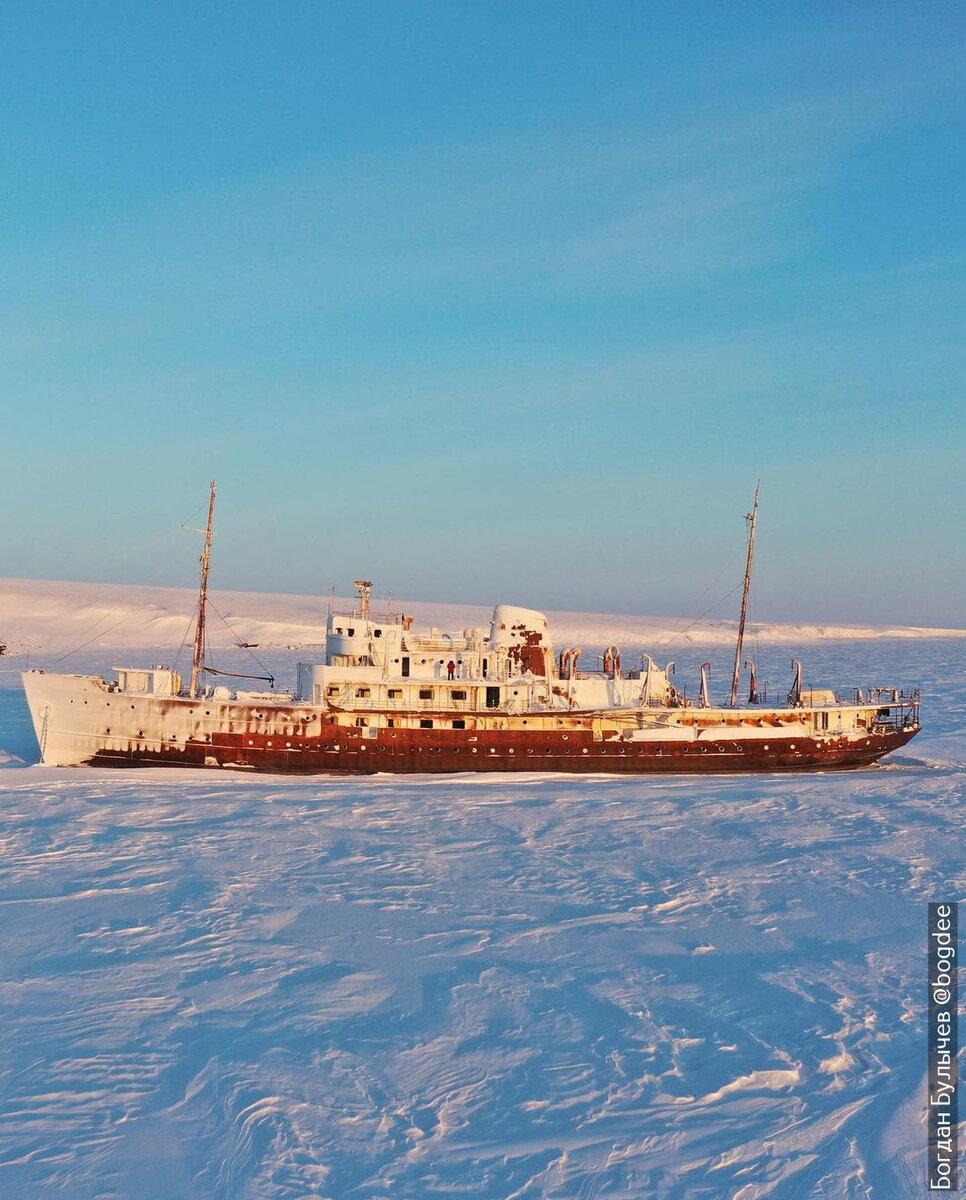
top-left (0, 626), bottom-right (962, 1196)
top-left (1, 576), bottom-right (963, 655)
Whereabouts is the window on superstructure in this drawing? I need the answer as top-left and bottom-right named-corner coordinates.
top-left (347, 628), bottom-right (355, 636)
top-left (355, 717), bottom-right (367, 727)
top-left (420, 719), bottom-right (433, 729)
top-left (374, 629), bottom-right (382, 637)
top-left (355, 688), bottom-right (370, 698)
top-left (419, 689), bottom-right (432, 699)
top-left (388, 688), bottom-right (402, 699)
top-left (452, 690), bottom-right (467, 700)
top-left (452, 719), bottom-right (465, 729)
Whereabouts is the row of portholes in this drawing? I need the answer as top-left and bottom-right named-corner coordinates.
top-left (301, 745), bottom-right (776, 759)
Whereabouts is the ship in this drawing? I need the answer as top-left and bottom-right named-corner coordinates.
top-left (23, 482), bottom-right (921, 774)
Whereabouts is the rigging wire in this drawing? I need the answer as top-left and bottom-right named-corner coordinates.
top-left (44, 491), bottom-right (218, 665)
top-left (655, 579), bottom-right (745, 651)
top-left (204, 598), bottom-right (277, 684)
top-left (172, 604), bottom-right (197, 673)
top-left (652, 550), bottom-right (745, 650)
top-left (52, 614), bottom-right (134, 663)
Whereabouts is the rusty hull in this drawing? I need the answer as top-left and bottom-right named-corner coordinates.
top-left (83, 722), bottom-right (917, 774)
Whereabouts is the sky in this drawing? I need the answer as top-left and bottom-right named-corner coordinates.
top-left (1, 2), bottom-right (964, 626)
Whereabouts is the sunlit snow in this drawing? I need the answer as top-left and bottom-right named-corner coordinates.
top-left (0, 613), bottom-right (962, 1197)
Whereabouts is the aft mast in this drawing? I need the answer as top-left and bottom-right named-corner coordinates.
top-left (729, 482), bottom-right (759, 707)
top-left (189, 480), bottom-right (217, 699)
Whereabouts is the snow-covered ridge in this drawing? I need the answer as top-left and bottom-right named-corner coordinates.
top-left (1, 576), bottom-right (963, 653)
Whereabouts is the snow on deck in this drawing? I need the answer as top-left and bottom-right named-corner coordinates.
top-left (0, 640), bottom-right (962, 1196)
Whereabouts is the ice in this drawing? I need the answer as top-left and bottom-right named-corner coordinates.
top-left (1, 576), bottom-right (963, 655)
top-left (0, 623), bottom-right (962, 1196)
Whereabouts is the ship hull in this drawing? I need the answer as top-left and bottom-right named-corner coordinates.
top-left (81, 726), bottom-right (916, 774)
top-left (23, 671), bottom-right (917, 776)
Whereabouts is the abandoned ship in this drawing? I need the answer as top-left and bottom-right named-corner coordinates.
top-left (23, 483), bottom-right (921, 774)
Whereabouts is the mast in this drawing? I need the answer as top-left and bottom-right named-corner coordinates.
top-left (189, 480), bottom-right (217, 699)
top-left (729, 482), bottom-right (760, 707)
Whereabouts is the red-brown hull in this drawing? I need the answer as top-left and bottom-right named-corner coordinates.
top-left (85, 724), bottom-right (919, 774)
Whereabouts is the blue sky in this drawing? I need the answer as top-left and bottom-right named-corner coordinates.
top-left (2, 2), bottom-right (964, 625)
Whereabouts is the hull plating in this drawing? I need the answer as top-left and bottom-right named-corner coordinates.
top-left (23, 673), bottom-right (919, 776)
top-left (83, 725), bottom-right (915, 774)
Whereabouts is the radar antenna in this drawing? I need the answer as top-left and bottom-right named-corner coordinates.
top-left (354, 580), bottom-right (373, 621)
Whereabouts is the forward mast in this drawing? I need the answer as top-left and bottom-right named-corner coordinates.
top-left (729, 482), bottom-right (760, 707)
top-left (188, 480), bottom-right (217, 699)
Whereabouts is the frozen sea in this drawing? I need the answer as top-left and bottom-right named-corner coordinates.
top-left (0, 640), bottom-right (963, 1199)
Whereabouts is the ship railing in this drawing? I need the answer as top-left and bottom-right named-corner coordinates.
top-left (785, 687), bottom-right (921, 709)
top-left (848, 686), bottom-right (921, 708)
top-left (848, 687), bottom-right (921, 732)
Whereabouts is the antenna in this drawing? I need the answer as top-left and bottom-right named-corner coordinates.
top-left (729, 482), bottom-right (760, 706)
